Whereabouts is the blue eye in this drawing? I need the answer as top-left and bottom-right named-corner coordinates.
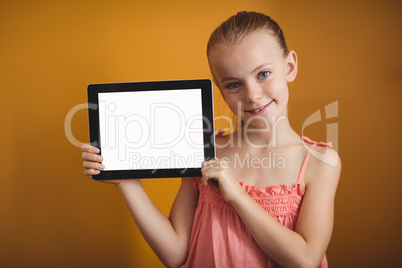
top-left (258, 71), bottom-right (271, 79)
top-left (226, 82), bottom-right (240, 89)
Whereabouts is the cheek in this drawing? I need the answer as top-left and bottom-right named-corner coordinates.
top-left (221, 93), bottom-right (243, 114)
top-left (267, 77), bottom-right (289, 101)
top-left (280, 88), bottom-right (289, 106)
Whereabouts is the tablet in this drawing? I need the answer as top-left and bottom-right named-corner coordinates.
top-left (87, 79), bottom-right (215, 180)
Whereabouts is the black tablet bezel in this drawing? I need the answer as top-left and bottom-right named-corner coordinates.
top-left (87, 79), bottom-right (215, 180)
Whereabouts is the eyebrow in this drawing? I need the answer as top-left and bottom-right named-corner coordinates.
top-left (252, 63), bottom-right (273, 73)
top-left (220, 63), bottom-right (273, 84)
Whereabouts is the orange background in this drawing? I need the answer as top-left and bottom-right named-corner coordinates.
top-left (1, 0), bottom-right (401, 267)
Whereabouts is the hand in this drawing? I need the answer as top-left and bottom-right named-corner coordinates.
top-left (201, 158), bottom-right (245, 203)
top-left (81, 144), bottom-right (121, 185)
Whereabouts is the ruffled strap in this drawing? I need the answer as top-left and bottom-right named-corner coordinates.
top-left (302, 136), bottom-right (332, 147)
top-left (215, 129), bottom-right (225, 137)
top-left (297, 137), bottom-right (333, 186)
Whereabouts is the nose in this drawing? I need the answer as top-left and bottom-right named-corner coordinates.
top-left (245, 83), bottom-right (262, 103)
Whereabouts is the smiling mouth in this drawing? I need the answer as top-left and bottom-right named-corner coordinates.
top-left (244, 100), bottom-right (274, 114)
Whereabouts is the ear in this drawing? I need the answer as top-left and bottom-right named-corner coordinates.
top-left (286, 50), bottom-right (298, 83)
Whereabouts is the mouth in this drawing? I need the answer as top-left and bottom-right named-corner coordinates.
top-left (244, 100), bottom-right (274, 115)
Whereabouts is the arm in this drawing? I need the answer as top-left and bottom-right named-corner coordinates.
top-left (81, 144), bottom-right (198, 268)
top-left (116, 178), bottom-right (198, 268)
top-left (202, 148), bottom-right (341, 268)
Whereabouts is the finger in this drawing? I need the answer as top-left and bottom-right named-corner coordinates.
top-left (81, 152), bottom-right (103, 162)
top-left (81, 144), bottom-right (100, 154)
top-left (84, 168), bottom-right (100, 177)
top-left (201, 158), bottom-right (219, 168)
top-left (201, 165), bottom-right (219, 173)
top-left (219, 158), bottom-right (230, 169)
top-left (83, 169), bottom-right (92, 179)
top-left (201, 175), bottom-right (219, 188)
top-left (201, 174), bottom-right (210, 186)
top-left (83, 161), bottom-right (105, 170)
top-left (201, 170), bottom-right (220, 185)
top-left (201, 162), bottom-right (225, 172)
top-left (201, 159), bottom-right (221, 170)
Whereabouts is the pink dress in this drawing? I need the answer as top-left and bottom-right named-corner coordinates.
top-left (184, 136), bottom-right (332, 268)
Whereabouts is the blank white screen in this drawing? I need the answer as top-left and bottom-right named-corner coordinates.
top-left (98, 89), bottom-right (204, 171)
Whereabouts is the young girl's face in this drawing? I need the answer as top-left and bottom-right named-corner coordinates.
top-left (208, 31), bottom-right (297, 129)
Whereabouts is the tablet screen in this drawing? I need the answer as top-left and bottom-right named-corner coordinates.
top-left (98, 88), bottom-right (204, 170)
top-left (87, 79), bottom-right (215, 180)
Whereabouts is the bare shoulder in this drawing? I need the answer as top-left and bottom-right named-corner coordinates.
top-left (295, 144), bottom-right (341, 260)
top-left (305, 144), bottom-right (342, 191)
top-left (310, 145), bottom-right (341, 171)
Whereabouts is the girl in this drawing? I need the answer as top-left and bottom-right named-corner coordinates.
top-left (81, 11), bottom-right (341, 268)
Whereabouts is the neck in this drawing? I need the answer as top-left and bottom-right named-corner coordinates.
top-left (237, 115), bottom-right (298, 148)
